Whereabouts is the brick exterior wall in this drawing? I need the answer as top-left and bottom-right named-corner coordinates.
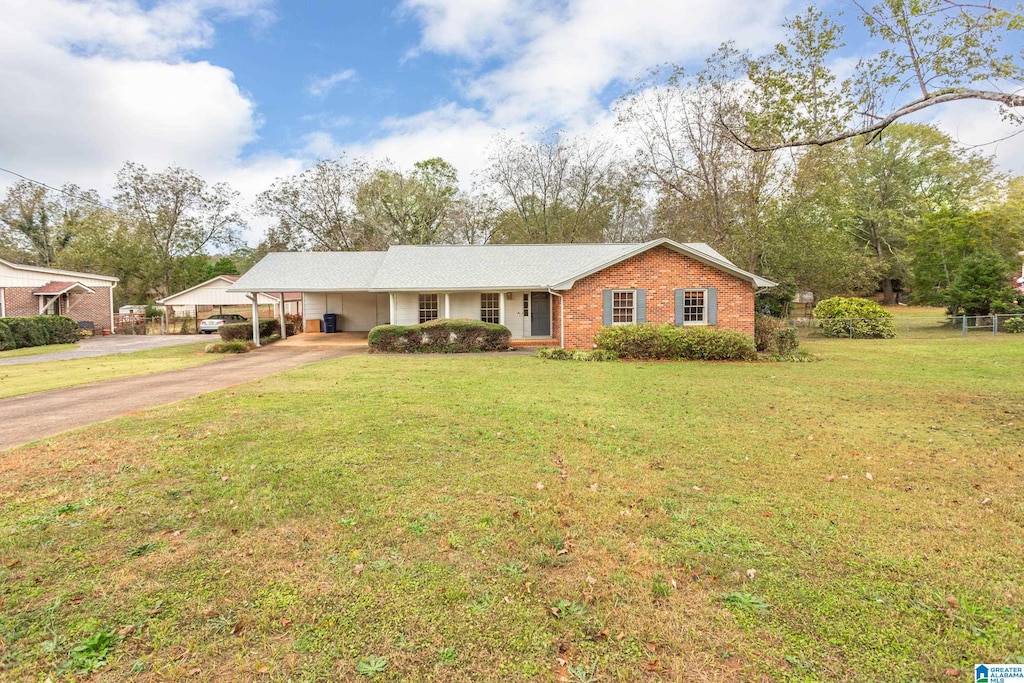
top-left (2, 287), bottom-right (113, 331)
top-left (557, 246), bottom-right (756, 350)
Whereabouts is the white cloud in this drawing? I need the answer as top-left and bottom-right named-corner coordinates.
top-left (0, 0), bottom-right (296, 244)
top-left (920, 97), bottom-right (1024, 175)
top-left (307, 69), bottom-right (357, 98)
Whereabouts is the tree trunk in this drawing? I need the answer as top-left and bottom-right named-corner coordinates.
top-left (880, 278), bottom-right (895, 305)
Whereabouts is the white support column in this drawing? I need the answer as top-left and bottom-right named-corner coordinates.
top-left (389, 293), bottom-right (397, 324)
top-left (278, 292), bottom-right (287, 339)
top-left (444, 293), bottom-right (450, 319)
top-left (109, 285), bottom-right (116, 334)
top-left (249, 293), bottom-right (261, 347)
top-left (498, 292), bottom-right (505, 326)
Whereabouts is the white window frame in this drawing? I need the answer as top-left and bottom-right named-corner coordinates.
top-left (418, 293), bottom-right (439, 324)
top-left (682, 289), bottom-right (707, 325)
top-left (480, 293), bottom-right (500, 324)
top-left (611, 289), bottom-right (636, 325)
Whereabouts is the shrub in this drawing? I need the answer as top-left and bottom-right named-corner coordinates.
top-left (1003, 316), bottom-right (1024, 333)
top-left (772, 327), bottom-right (799, 355)
top-left (536, 347), bottom-right (619, 361)
top-left (0, 320), bottom-right (15, 351)
top-left (595, 323), bottom-right (756, 361)
top-left (218, 319), bottom-right (280, 342)
top-left (754, 315), bottom-right (789, 352)
top-left (369, 319), bottom-right (511, 353)
top-left (285, 313), bottom-right (303, 335)
top-left (813, 297), bottom-right (896, 339)
top-left (4, 317), bottom-right (48, 348)
top-left (205, 341), bottom-right (255, 354)
top-left (42, 316), bottom-right (80, 344)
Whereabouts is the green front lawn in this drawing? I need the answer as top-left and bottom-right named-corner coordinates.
top-left (0, 343), bottom-right (219, 399)
top-left (1, 336), bottom-right (1022, 681)
top-left (0, 344), bottom-right (78, 360)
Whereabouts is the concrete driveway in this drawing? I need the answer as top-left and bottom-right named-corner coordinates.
top-left (0, 334), bottom-right (206, 366)
top-left (0, 335), bottom-right (365, 450)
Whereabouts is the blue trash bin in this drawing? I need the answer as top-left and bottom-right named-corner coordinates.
top-left (322, 313), bottom-right (338, 333)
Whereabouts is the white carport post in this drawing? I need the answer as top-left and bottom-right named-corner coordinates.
top-left (278, 292), bottom-right (287, 340)
top-left (389, 293), bottom-right (397, 324)
top-left (444, 293), bottom-right (450, 319)
top-left (248, 293), bottom-right (261, 347)
top-left (498, 292), bottom-right (505, 326)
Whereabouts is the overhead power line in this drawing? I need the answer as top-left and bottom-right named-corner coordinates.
top-left (0, 164), bottom-right (117, 212)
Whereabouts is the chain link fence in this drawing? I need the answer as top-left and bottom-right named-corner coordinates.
top-left (791, 314), bottom-right (1024, 339)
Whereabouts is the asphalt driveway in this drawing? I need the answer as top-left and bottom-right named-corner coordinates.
top-left (0, 336), bottom-right (365, 450)
top-left (0, 334), bottom-right (206, 366)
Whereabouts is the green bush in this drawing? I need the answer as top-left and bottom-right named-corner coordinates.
top-left (43, 316), bottom-right (80, 344)
top-left (813, 297), bottom-right (896, 339)
top-left (1002, 316), bottom-right (1024, 333)
top-left (536, 347), bottom-right (619, 361)
top-left (3, 317), bottom-right (48, 348)
top-left (0, 320), bottom-right (15, 351)
top-left (595, 323), bottom-right (756, 361)
top-left (218, 319), bottom-right (280, 342)
top-left (369, 319), bottom-right (511, 353)
top-left (772, 328), bottom-right (799, 355)
top-left (205, 341), bottom-right (255, 354)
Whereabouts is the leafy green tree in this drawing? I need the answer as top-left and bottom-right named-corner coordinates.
top-left (944, 251), bottom-right (1021, 316)
top-left (115, 162), bottom-right (243, 298)
top-left (355, 158), bottom-right (459, 245)
top-left (0, 181), bottom-right (74, 266)
top-left (205, 256), bottom-right (240, 279)
top-left (484, 134), bottom-right (643, 244)
top-left (255, 156), bottom-right (378, 251)
top-left (737, 1), bottom-right (1024, 150)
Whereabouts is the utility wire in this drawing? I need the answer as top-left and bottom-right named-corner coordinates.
top-left (0, 164), bottom-right (117, 212)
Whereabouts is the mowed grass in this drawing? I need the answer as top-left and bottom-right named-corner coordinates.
top-left (0, 343), bottom-right (219, 399)
top-left (0, 344), bottom-right (79, 360)
top-left (1, 336), bottom-right (1022, 681)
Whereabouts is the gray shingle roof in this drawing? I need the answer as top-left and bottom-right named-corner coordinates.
top-left (229, 251), bottom-right (387, 291)
top-left (229, 240), bottom-right (776, 292)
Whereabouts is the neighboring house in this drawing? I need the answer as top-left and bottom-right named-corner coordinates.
top-left (0, 258), bottom-right (118, 332)
top-left (156, 275), bottom-right (302, 318)
top-left (229, 238), bottom-right (777, 349)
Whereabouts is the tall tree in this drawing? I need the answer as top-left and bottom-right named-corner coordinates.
top-left (484, 134), bottom-right (642, 244)
top-left (620, 49), bottom-right (783, 270)
top-left (255, 157), bottom-right (375, 251)
top-left (737, 1), bottom-right (1024, 150)
top-left (0, 181), bottom-right (74, 266)
top-left (355, 158), bottom-right (460, 245)
top-left (114, 162), bottom-right (243, 298)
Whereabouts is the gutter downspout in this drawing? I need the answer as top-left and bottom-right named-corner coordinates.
top-left (547, 289), bottom-right (565, 349)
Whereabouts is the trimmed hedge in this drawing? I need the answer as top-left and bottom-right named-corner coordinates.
top-left (0, 316), bottom-right (80, 351)
top-left (595, 323), bottom-right (756, 361)
top-left (369, 319), bottom-right (511, 353)
top-left (813, 297), bottom-right (896, 339)
top-left (218, 319), bottom-right (280, 342)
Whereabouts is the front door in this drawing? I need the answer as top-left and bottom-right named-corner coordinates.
top-left (530, 292), bottom-right (551, 336)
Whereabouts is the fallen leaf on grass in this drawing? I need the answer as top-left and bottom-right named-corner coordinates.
top-left (353, 564), bottom-right (365, 576)
top-left (536, 482), bottom-right (544, 490)
top-left (865, 473), bottom-right (873, 481)
top-left (945, 668), bottom-right (960, 677)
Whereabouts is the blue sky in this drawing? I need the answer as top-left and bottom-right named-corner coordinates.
top-left (1, 0), bottom-right (1021, 242)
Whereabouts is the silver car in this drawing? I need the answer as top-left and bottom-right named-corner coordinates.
top-left (199, 314), bottom-right (247, 334)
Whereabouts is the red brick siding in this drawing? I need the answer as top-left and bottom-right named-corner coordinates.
top-left (558, 246), bottom-right (756, 350)
top-left (2, 286), bottom-right (112, 331)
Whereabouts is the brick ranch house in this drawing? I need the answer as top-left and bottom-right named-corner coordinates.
top-left (0, 258), bottom-right (118, 332)
top-left (228, 238), bottom-right (777, 349)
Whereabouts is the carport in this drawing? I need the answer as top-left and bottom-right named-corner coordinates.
top-left (156, 275), bottom-right (301, 334)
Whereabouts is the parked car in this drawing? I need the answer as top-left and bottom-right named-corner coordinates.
top-left (199, 314), bottom-right (247, 334)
